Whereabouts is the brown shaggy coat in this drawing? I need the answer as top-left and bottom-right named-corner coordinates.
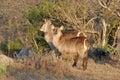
top-left (52, 26), bottom-right (90, 70)
top-left (40, 20), bottom-right (79, 56)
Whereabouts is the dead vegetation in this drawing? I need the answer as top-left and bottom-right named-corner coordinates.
top-left (0, 0), bottom-right (120, 80)
top-left (0, 51), bottom-right (120, 80)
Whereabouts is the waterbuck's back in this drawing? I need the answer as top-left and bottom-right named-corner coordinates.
top-left (62, 30), bottom-right (79, 40)
top-left (41, 23), bottom-right (79, 42)
top-left (52, 26), bottom-right (89, 53)
top-left (58, 36), bottom-right (89, 55)
top-left (53, 27), bottom-right (79, 40)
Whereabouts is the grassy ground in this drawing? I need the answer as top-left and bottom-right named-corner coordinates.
top-left (0, 52), bottom-right (120, 80)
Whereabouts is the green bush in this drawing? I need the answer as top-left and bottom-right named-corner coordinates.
top-left (103, 44), bottom-right (118, 55)
top-left (7, 39), bottom-right (23, 50)
top-left (0, 38), bottom-right (24, 55)
top-left (0, 66), bottom-right (6, 73)
top-left (26, 1), bottom-right (58, 25)
top-left (25, 23), bottom-right (51, 54)
top-left (26, 7), bottom-right (41, 24)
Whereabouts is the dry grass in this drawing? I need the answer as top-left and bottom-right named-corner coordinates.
top-left (0, 51), bottom-right (120, 80)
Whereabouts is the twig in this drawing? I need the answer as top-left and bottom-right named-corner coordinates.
top-left (83, 17), bottom-right (98, 28)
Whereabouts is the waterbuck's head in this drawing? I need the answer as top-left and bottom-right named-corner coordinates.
top-left (52, 26), bottom-right (64, 36)
top-left (40, 19), bottom-right (52, 33)
top-left (40, 19), bottom-right (55, 42)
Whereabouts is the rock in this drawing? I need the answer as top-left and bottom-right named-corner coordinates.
top-left (0, 51), bottom-right (14, 67)
top-left (17, 46), bottom-right (35, 61)
top-left (88, 48), bottom-right (111, 64)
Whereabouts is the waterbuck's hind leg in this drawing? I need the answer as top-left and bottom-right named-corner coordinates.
top-left (82, 56), bottom-right (88, 71)
top-left (72, 54), bottom-right (79, 67)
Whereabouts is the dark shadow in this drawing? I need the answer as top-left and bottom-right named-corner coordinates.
top-left (0, 41), bottom-right (21, 58)
top-left (88, 47), bottom-right (120, 69)
top-left (88, 47), bottom-right (112, 64)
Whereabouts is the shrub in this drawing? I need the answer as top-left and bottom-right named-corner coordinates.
top-left (0, 38), bottom-right (24, 55)
top-left (25, 1), bottom-right (58, 25)
top-left (0, 66), bottom-right (6, 73)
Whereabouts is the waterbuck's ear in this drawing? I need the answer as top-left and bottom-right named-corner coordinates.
top-left (44, 19), bottom-right (46, 22)
top-left (51, 25), bottom-right (55, 29)
top-left (60, 26), bottom-right (64, 30)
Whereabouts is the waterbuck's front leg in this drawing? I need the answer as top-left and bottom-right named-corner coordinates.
top-left (72, 54), bottom-right (79, 67)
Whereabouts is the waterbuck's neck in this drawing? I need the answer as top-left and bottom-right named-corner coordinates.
top-left (53, 30), bottom-right (63, 43)
top-left (44, 26), bottom-right (53, 42)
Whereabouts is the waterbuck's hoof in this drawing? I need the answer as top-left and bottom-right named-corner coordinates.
top-left (83, 68), bottom-right (87, 71)
top-left (72, 63), bottom-right (76, 67)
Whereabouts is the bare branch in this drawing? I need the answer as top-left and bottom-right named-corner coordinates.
top-left (108, 44), bottom-right (118, 51)
top-left (97, 0), bottom-right (120, 17)
top-left (113, 26), bottom-right (120, 47)
top-left (101, 18), bottom-right (107, 47)
top-left (97, 0), bottom-right (111, 11)
top-left (83, 17), bottom-right (98, 28)
top-left (84, 30), bottom-right (100, 36)
top-left (116, 9), bottom-right (120, 17)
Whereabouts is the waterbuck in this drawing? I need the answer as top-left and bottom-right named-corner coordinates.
top-left (40, 20), bottom-right (60, 55)
top-left (52, 26), bottom-right (90, 70)
top-left (40, 20), bottom-right (79, 56)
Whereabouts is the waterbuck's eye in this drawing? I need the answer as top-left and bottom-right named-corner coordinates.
top-left (52, 28), bottom-right (58, 35)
